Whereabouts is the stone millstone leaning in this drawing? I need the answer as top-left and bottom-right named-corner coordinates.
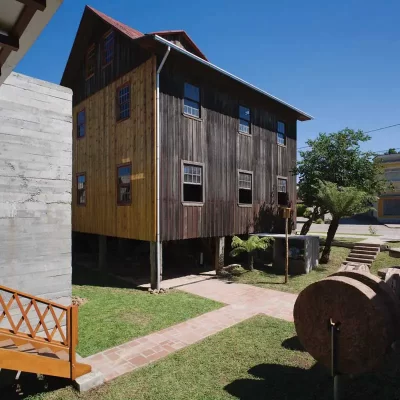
top-left (293, 271), bottom-right (400, 375)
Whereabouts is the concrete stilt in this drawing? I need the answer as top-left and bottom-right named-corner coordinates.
top-left (214, 237), bottom-right (225, 273)
top-left (150, 242), bottom-right (162, 289)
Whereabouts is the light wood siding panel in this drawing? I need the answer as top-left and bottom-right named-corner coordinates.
top-left (72, 57), bottom-right (156, 241)
top-left (160, 60), bottom-right (298, 241)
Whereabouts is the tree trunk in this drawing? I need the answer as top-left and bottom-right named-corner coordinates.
top-left (248, 254), bottom-right (254, 271)
top-left (300, 207), bottom-right (321, 235)
top-left (320, 217), bottom-right (340, 264)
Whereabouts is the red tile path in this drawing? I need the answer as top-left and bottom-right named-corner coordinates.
top-left (85, 279), bottom-right (297, 382)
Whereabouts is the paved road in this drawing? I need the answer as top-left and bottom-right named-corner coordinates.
top-left (296, 219), bottom-right (400, 240)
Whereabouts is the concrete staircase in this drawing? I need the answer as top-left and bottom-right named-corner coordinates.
top-left (344, 243), bottom-right (380, 267)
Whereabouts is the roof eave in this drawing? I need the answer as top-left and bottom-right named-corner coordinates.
top-left (152, 34), bottom-right (313, 121)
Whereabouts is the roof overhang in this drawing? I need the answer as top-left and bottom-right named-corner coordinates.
top-left (151, 34), bottom-right (313, 122)
top-left (0, 0), bottom-right (63, 86)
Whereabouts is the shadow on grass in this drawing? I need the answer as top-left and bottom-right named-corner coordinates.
top-left (281, 336), bottom-right (306, 352)
top-left (226, 350), bottom-right (400, 400)
top-left (1, 372), bottom-right (69, 400)
top-left (225, 363), bottom-right (329, 399)
top-left (72, 264), bottom-right (146, 291)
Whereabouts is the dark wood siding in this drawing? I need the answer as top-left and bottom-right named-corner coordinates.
top-left (65, 15), bottom-right (151, 107)
top-left (159, 56), bottom-right (298, 241)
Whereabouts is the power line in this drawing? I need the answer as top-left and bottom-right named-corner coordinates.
top-left (297, 123), bottom-right (400, 152)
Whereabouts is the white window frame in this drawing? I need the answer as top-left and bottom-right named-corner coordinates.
top-left (181, 160), bottom-right (205, 206)
top-left (238, 169), bottom-right (253, 207)
top-left (277, 121), bottom-right (286, 146)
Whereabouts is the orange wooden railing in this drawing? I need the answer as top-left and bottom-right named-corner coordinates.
top-left (0, 285), bottom-right (90, 380)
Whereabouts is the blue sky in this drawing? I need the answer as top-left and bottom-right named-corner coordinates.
top-left (16, 0), bottom-right (400, 153)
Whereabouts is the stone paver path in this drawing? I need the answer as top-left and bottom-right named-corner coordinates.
top-left (85, 279), bottom-right (297, 382)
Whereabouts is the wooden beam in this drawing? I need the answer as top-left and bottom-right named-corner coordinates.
top-left (0, 33), bottom-right (19, 51)
top-left (15, 0), bottom-right (46, 11)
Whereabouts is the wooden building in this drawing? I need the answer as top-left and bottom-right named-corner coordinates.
top-left (61, 6), bottom-right (313, 288)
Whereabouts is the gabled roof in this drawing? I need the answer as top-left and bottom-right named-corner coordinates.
top-left (148, 30), bottom-right (208, 61)
top-left (87, 6), bottom-right (143, 40)
top-left (61, 6), bottom-right (313, 121)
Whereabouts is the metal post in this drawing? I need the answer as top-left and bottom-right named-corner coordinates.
top-left (285, 216), bottom-right (289, 284)
top-left (330, 318), bottom-right (341, 400)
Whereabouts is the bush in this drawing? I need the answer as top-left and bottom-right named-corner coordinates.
top-left (297, 204), bottom-right (307, 217)
top-left (315, 218), bottom-right (324, 224)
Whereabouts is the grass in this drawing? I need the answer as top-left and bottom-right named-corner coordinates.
top-left (230, 247), bottom-right (350, 294)
top-left (16, 315), bottom-right (400, 400)
top-left (370, 249), bottom-right (400, 276)
top-left (70, 268), bottom-right (222, 357)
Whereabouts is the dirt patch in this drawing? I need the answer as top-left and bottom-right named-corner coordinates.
top-left (72, 296), bottom-right (88, 307)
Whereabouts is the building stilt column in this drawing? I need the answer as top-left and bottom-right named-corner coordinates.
top-left (150, 242), bottom-right (162, 289)
top-left (214, 237), bottom-right (225, 273)
top-left (98, 235), bottom-right (107, 271)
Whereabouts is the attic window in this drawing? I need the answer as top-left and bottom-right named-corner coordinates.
top-left (239, 106), bottom-right (251, 134)
top-left (277, 121), bottom-right (286, 146)
top-left (103, 30), bottom-right (114, 66)
top-left (86, 44), bottom-right (96, 78)
top-left (184, 83), bottom-right (200, 118)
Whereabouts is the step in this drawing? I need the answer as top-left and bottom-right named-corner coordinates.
top-left (348, 252), bottom-right (376, 260)
top-left (346, 256), bottom-right (372, 265)
top-left (352, 248), bottom-right (378, 255)
top-left (354, 243), bottom-right (380, 249)
top-left (354, 246), bottom-right (380, 253)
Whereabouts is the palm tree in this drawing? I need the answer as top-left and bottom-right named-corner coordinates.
top-left (230, 235), bottom-right (273, 271)
top-left (316, 181), bottom-right (375, 264)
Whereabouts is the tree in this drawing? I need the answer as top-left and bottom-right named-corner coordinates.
top-left (230, 236), bottom-right (273, 271)
top-left (316, 181), bottom-right (375, 263)
top-left (385, 148), bottom-right (398, 155)
top-left (293, 129), bottom-right (389, 235)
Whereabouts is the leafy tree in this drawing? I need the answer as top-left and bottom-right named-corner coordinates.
top-left (316, 181), bottom-right (376, 263)
top-left (386, 148), bottom-right (398, 155)
top-left (230, 236), bottom-right (273, 271)
top-left (293, 129), bottom-right (389, 235)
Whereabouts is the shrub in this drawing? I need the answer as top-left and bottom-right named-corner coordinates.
top-left (315, 218), bottom-right (324, 224)
top-left (297, 204), bottom-right (307, 217)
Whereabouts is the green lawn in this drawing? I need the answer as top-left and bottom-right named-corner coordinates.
top-left (18, 316), bottom-right (400, 400)
top-left (71, 268), bottom-right (222, 357)
top-left (370, 248), bottom-right (400, 276)
top-left (230, 247), bottom-right (350, 294)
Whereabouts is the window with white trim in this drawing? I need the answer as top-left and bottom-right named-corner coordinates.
top-left (277, 121), bottom-right (286, 146)
top-left (183, 163), bottom-right (203, 202)
top-left (238, 172), bottom-right (252, 205)
top-left (278, 177), bottom-right (288, 206)
top-left (239, 105), bottom-right (251, 134)
top-left (184, 83), bottom-right (200, 118)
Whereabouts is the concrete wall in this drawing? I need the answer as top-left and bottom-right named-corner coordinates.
top-left (0, 72), bottom-right (73, 305)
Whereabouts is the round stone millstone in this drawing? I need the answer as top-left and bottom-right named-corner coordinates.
top-left (294, 275), bottom-right (392, 375)
top-left (331, 270), bottom-right (400, 339)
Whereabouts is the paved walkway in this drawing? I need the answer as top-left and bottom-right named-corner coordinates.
top-left (84, 279), bottom-right (296, 382)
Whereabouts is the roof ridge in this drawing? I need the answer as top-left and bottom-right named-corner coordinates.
top-left (86, 5), bottom-right (143, 39)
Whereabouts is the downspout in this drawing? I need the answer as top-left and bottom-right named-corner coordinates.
top-left (155, 46), bottom-right (170, 290)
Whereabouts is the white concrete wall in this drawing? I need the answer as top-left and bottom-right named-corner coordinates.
top-left (0, 72), bottom-right (72, 305)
